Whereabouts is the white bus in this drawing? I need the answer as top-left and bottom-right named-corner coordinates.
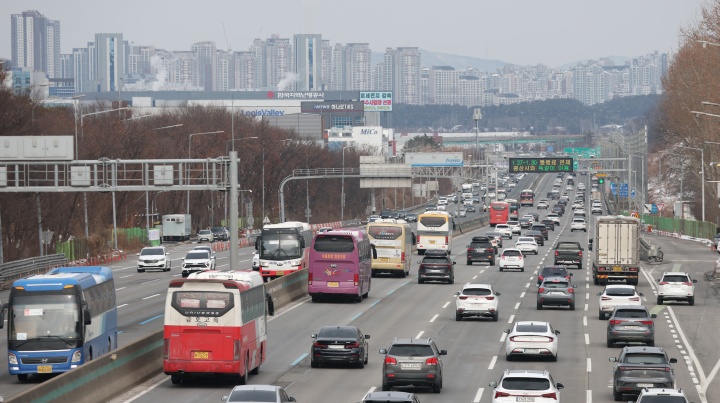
top-left (255, 221), bottom-right (313, 281)
top-left (416, 211), bottom-right (453, 255)
top-left (366, 219), bottom-right (415, 277)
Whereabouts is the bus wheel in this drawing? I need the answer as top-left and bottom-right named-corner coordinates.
top-left (170, 375), bottom-right (182, 385)
top-left (17, 374), bottom-right (28, 382)
top-left (355, 294), bottom-right (362, 303)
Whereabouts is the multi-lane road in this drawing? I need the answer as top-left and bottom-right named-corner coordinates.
top-left (2, 172), bottom-right (719, 403)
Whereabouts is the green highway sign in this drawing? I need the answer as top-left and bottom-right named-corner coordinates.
top-left (509, 157), bottom-right (574, 173)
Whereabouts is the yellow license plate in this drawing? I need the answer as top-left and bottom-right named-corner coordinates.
top-left (328, 282), bottom-right (339, 287)
top-left (429, 240), bottom-right (436, 244)
top-left (379, 258), bottom-right (389, 262)
top-left (276, 271), bottom-right (284, 275)
top-left (37, 365), bottom-right (52, 373)
top-left (193, 351), bottom-right (209, 359)
top-left (612, 266), bottom-right (623, 271)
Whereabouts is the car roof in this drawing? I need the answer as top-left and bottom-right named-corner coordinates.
top-left (503, 369), bottom-right (550, 378)
top-left (424, 250), bottom-right (449, 256)
top-left (229, 384), bottom-right (281, 392)
top-left (621, 345), bottom-right (666, 354)
top-left (390, 337), bottom-right (433, 345)
top-left (462, 283), bottom-right (492, 290)
top-left (363, 391), bottom-right (417, 401)
top-left (515, 320), bottom-right (550, 327)
top-left (517, 237), bottom-right (536, 242)
top-left (502, 248), bottom-right (521, 252)
top-left (605, 284), bottom-right (635, 289)
top-left (614, 305), bottom-right (649, 311)
top-left (661, 271), bottom-right (690, 276)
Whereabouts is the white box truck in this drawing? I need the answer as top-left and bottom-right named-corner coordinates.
top-left (591, 215), bottom-right (640, 286)
top-left (162, 214), bottom-right (191, 242)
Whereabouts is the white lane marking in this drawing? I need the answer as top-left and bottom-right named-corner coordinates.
top-left (142, 294), bottom-right (161, 300)
top-left (365, 387), bottom-right (377, 397)
top-left (583, 316), bottom-right (587, 327)
top-left (480, 269), bottom-right (485, 273)
top-left (520, 291), bottom-right (526, 298)
top-left (120, 374), bottom-right (169, 402)
top-left (585, 333), bottom-right (589, 345)
top-left (513, 302), bottom-right (520, 310)
top-left (587, 358), bottom-right (592, 372)
top-left (267, 295), bottom-right (308, 322)
top-left (528, 276), bottom-right (534, 281)
top-left (525, 283), bottom-right (530, 288)
top-left (472, 275), bottom-right (478, 279)
top-left (118, 304), bottom-right (128, 309)
top-left (119, 275), bottom-right (134, 279)
top-left (141, 278), bottom-right (163, 285)
top-left (442, 301), bottom-right (450, 308)
top-left (116, 287), bottom-right (126, 291)
top-left (500, 332), bottom-right (507, 342)
top-left (429, 314), bottom-right (439, 322)
top-left (416, 331), bottom-right (424, 339)
top-left (473, 388), bottom-right (484, 402)
top-left (508, 314), bottom-right (515, 324)
top-left (488, 356), bottom-right (497, 370)
top-left (586, 390), bottom-right (592, 403)
top-left (584, 303), bottom-right (588, 311)
top-left (585, 292), bottom-right (589, 299)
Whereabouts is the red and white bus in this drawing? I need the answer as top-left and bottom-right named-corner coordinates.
top-left (505, 198), bottom-right (520, 220)
top-left (520, 189), bottom-right (535, 207)
top-left (489, 201), bottom-right (510, 227)
top-left (163, 270), bottom-right (274, 385)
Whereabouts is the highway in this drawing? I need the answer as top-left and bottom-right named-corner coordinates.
top-left (1, 172), bottom-right (717, 403)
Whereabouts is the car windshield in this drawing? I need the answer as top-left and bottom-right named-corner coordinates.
top-left (614, 309), bottom-right (649, 319)
top-left (228, 390), bottom-right (277, 402)
top-left (605, 288), bottom-right (635, 296)
top-left (388, 345), bottom-right (434, 357)
top-left (501, 377), bottom-right (551, 390)
top-left (516, 324), bottom-right (548, 333)
top-left (140, 248), bottom-right (163, 256)
top-left (199, 230), bottom-right (211, 235)
top-left (318, 327), bottom-right (357, 338)
top-left (462, 288), bottom-right (491, 296)
top-left (624, 353), bottom-right (667, 365)
top-left (185, 252), bottom-right (208, 259)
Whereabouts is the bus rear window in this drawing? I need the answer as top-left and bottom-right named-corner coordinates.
top-left (419, 217), bottom-right (447, 227)
top-left (171, 291), bottom-right (234, 317)
top-left (491, 204), bottom-right (507, 211)
top-left (313, 235), bottom-right (355, 253)
top-left (368, 226), bottom-right (402, 240)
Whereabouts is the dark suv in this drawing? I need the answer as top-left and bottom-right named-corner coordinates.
top-left (210, 226), bottom-right (228, 241)
top-left (609, 346), bottom-right (677, 401)
top-left (607, 305), bottom-right (657, 347)
top-left (379, 338), bottom-right (447, 393)
top-left (537, 265), bottom-right (572, 286)
top-left (418, 250), bottom-right (455, 284)
top-left (540, 218), bottom-right (555, 231)
top-left (530, 223), bottom-right (549, 240)
top-left (466, 236), bottom-right (496, 266)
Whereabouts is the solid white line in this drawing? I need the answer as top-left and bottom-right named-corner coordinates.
top-left (267, 295), bottom-right (308, 322)
top-left (442, 301), bottom-right (450, 308)
top-left (429, 314), bottom-right (439, 323)
top-left (585, 333), bottom-right (589, 345)
top-left (365, 387), bottom-right (377, 397)
top-left (488, 356), bottom-right (497, 370)
top-left (587, 357), bottom-right (592, 372)
top-left (416, 330), bottom-right (424, 339)
top-left (116, 287), bottom-right (126, 291)
top-left (508, 314), bottom-right (515, 324)
top-left (473, 388), bottom-right (484, 402)
top-left (513, 302), bottom-right (520, 310)
top-left (119, 275), bottom-right (133, 279)
top-left (142, 294), bottom-right (160, 300)
top-left (117, 304), bottom-right (128, 309)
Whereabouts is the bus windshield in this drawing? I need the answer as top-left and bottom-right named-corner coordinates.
top-left (260, 233), bottom-right (302, 259)
top-left (9, 294), bottom-right (80, 342)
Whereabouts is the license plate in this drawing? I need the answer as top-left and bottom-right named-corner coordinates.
top-left (549, 292), bottom-right (564, 295)
top-left (612, 266), bottom-right (623, 271)
top-left (193, 351), bottom-right (209, 359)
top-left (328, 282), bottom-right (339, 288)
top-left (622, 326), bottom-right (637, 330)
top-left (276, 271), bottom-right (284, 275)
top-left (429, 240), bottom-right (436, 244)
top-left (37, 365), bottom-right (52, 373)
top-left (516, 398), bottom-right (535, 402)
top-left (401, 363), bottom-right (421, 370)
top-left (637, 383), bottom-right (654, 388)
top-left (379, 258), bottom-right (389, 262)
top-left (523, 349), bottom-right (541, 354)
top-left (328, 345), bottom-right (344, 349)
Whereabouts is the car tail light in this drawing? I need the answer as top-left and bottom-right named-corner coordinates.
top-left (609, 319), bottom-right (624, 325)
top-left (345, 342), bottom-right (360, 348)
top-left (640, 320), bottom-right (653, 325)
top-left (459, 296), bottom-right (468, 300)
top-left (234, 340), bottom-right (241, 360)
top-left (568, 288), bottom-right (574, 293)
top-left (601, 296), bottom-right (612, 300)
top-left (445, 236), bottom-right (449, 244)
top-left (629, 297), bottom-right (640, 301)
top-left (578, 251), bottom-right (582, 258)
top-left (554, 251), bottom-right (559, 256)
top-left (468, 248), bottom-right (473, 254)
top-left (485, 296), bottom-right (495, 300)
top-left (538, 287), bottom-right (545, 293)
top-left (308, 272), bottom-right (313, 285)
top-left (401, 252), bottom-right (405, 263)
top-left (425, 357), bottom-right (439, 365)
top-left (518, 255), bottom-right (523, 260)
top-left (629, 267), bottom-right (638, 271)
top-left (541, 392), bottom-right (558, 399)
top-left (416, 236), bottom-right (421, 243)
top-left (384, 356), bottom-right (397, 365)
top-left (354, 273), bottom-right (359, 287)
top-left (314, 342), bottom-right (328, 349)
top-left (658, 281), bottom-right (669, 285)
top-left (683, 282), bottom-right (693, 286)
top-left (494, 391), bottom-right (511, 398)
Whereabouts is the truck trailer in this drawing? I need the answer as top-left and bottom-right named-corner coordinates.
top-left (162, 214), bottom-right (191, 242)
top-left (591, 215), bottom-right (641, 285)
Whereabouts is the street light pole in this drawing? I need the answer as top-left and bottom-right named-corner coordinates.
top-left (187, 131), bottom-right (225, 215)
top-left (341, 145), bottom-right (355, 221)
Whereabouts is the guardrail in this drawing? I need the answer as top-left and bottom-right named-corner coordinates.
top-left (0, 254), bottom-right (68, 288)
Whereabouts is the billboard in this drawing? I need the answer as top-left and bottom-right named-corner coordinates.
top-left (509, 157), bottom-right (573, 173)
top-left (405, 152), bottom-right (463, 167)
top-left (360, 92), bottom-right (393, 112)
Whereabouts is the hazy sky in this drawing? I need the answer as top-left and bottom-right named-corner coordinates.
top-left (1, 0), bottom-right (709, 67)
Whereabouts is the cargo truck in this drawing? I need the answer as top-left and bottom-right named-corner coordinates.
top-left (162, 214), bottom-right (191, 242)
top-left (591, 215), bottom-right (641, 285)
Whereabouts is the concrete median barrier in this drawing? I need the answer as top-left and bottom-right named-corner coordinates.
top-left (265, 268), bottom-right (309, 308)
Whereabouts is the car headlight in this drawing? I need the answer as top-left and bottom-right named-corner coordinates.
top-left (291, 260), bottom-right (301, 266)
top-left (71, 350), bottom-right (82, 363)
top-left (8, 352), bottom-right (17, 365)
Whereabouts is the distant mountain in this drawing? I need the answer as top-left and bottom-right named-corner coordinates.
top-left (558, 56), bottom-right (632, 70)
top-left (371, 49), bottom-right (507, 72)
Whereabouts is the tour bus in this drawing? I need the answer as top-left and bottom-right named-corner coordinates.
top-left (1, 266), bottom-right (118, 381)
top-left (255, 221), bottom-right (313, 280)
top-left (416, 211), bottom-right (453, 255)
top-left (308, 230), bottom-right (375, 302)
top-left (506, 198), bottom-right (520, 220)
top-left (489, 201), bottom-right (510, 226)
top-left (520, 189), bottom-right (535, 207)
top-left (163, 270), bottom-right (274, 385)
top-left (366, 219), bottom-right (415, 277)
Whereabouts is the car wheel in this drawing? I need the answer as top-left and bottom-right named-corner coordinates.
top-left (607, 339), bottom-right (614, 348)
top-left (577, 264), bottom-right (582, 270)
top-left (467, 260), bottom-right (472, 265)
top-left (536, 303), bottom-right (542, 310)
top-left (364, 349), bottom-right (369, 364)
top-left (593, 274), bottom-right (599, 285)
top-left (499, 266), bottom-right (503, 272)
top-left (689, 297), bottom-right (695, 306)
top-left (137, 269), bottom-right (145, 273)
top-left (647, 340), bottom-right (655, 347)
top-left (356, 358), bottom-right (365, 369)
top-left (490, 259), bottom-right (495, 266)
top-left (17, 374), bottom-right (28, 382)
top-left (418, 278), bottom-right (424, 284)
top-left (311, 359), bottom-right (319, 368)
top-left (448, 277), bottom-right (454, 284)
top-left (492, 312), bottom-right (499, 322)
top-left (657, 296), bottom-right (663, 305)
top-left (521, 267), bottom-right (524, 272)
top-left (455, 313), bottom-right (462, 321)
top-left (432, 379), bottom-right (442, 393)
top-left (170, 374), bottom-right (182, 385)
top-left (613, 388), bottom-right (623, 401)
top-left (382, 383), bottom-right (391, 391)
top-left (569, 303), bottom-right (575, 311)
top-left (599, 311), bottom-right (605, 320)
top-left (506, 354), bottom-right (514, 361)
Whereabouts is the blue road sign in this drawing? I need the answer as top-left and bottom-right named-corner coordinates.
top-left (619, 183), bottom-right (629, 198)
top-left (610, 183), bottom-right (617, 196)
top-left (631, 189), bottom-right (636, 198)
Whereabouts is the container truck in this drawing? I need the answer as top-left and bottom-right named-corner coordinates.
top-left (162, 214), bottom-right (191, 242)
top-left (591, 215), bottom-right (641, 285)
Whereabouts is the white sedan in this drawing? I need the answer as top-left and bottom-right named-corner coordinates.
top-left (499, 248), bottom-right (525, 272)
top-left (515, 237), bottom-right (539, 255)
top-left (545, 214), bottom-right (561, 226)
top-left (596, 285), bottom-right (643, 319)
top-left (570, 218), bottom-right (587, 232)
top-left (506, 221), bottom-right (522, 235)
top-left (505, 321), bottom-right (559, 361)
top-left (495, 224), bottom-right (513, 239)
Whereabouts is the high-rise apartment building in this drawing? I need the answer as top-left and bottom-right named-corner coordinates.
top-left (384, 47), bottom-right (422, 105)
top-left (72, 48), bottom-right (89, 94)
top-left (250, 35), bottom-right (293, 90)
top-left (11, 10), bottom-right (61, 79)
top-left (234, 51), bottom-right (259, 90)
top-left (192, 41), bottom-right (217, 91)
top-left (293, 34), bottom-right (324, 91)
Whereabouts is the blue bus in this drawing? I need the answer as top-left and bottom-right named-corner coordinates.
top-left (1, 266), bottom-right (118, 381)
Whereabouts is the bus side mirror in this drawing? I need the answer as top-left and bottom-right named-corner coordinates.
top-left (0, 303), bottom-right (6, 329)
top-left (84, 309), bottom-right (92, 325)
top-left (266, 293), bottom-right (275, 316)
top-left (371, 244), bottom-right (377, 259)
top-left (300, 238), bottom-right (306, 249)
top-left (255, 237), bottom-right (261, 251)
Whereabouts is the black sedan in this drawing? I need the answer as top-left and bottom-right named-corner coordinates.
top-left (404, 213), bottom-right (417, 222)
top-left (525, 230), bottom-right (545, 246)
top-left (311, 326), bottom-right (370, 368)
top-left (541, 218), bottom-right (555, 231)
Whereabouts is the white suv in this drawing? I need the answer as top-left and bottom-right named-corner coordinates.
top-left (136, 246), bottom-right (171, 273)
top-left (570, 218), bottom-right (587, 232)
top-left (635, 387), bottom-right (690, 402)
top-left (657, 272), bottom-right (697, 305)
top-left (489, 369), bottom-right (564, 402)
top-left (495, 224), bottom-right (513, 239)
top-left (499, 248), bottom-right (525, 272)
top-left (454, 283), bottom-right (501, 321)
top-left (181, 250), bottom-right (214, 277)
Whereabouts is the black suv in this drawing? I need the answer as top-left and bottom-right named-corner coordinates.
top-left (541, 218), bottom-right (555, 231)
top-left (466, 236), bottom-right (495, 266)
top-left (210, 226), bottom-right (228, 241)
top-left (530, 223), bottom-right (549, 240)
top-left (418, 250), bottom-right (455, 284)
top-left (379, 338), bottom-right (447, 393)
top-left (609, 346), bottom-right (677, 401)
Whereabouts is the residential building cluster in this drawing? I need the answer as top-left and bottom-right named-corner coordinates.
top-left (8, 9), bottom-right (668, 106)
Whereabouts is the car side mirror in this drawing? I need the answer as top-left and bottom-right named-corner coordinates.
top-left (84, 308), bottom-right (92, 325)
top-left (555, 330), bottom-right (560, 335)
top-left (638, 292), bottom-right (644, 296)
top-left (166, 252), bottom-right (170, 256)
top-left (452, 261), bottom-right (456, 265)
top-left (505, 329), bottom-right (510, 333)
top-left (596, 292), bottom-right (602, 296)
top-left (379, 349), bottom-right (387, 354)
top-left (669, 358), bottom-right (678, 363)
top-left (650, 314), bottom-right (657, 318)
top-left (556, 383), bottom-right (564, 389)
top-left (417, 260), bottom-right (422, 264)
top-left (135, 253), bottom-right (140, 256)
top-left (693, 279), bottom-right (698, 283)
top-left (495, 292), bottom-right (501, 296)
top-left (569, 273), bottom-right (573, 276)
top-left (266, 293), bottom-right (275, 316)
top-left (439, 350), bottom-right (447, 355)
top-left (289, 398), bottom-right (296, 402)
top-left (454, 291), bottom-right (461, 296)
top-left (365, 335), bottom-right (371, 339)
top-left (311, 334), bottom-right (317, 338)
top-left (609, 357), bottom-right (618, 362)
top-left (489, 381), bottom-right (498, 388)
top-left (656, 279), bottom-right (661, 283)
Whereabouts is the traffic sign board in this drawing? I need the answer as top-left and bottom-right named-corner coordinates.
top-left (595, 173), bottom-right (607, 177)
